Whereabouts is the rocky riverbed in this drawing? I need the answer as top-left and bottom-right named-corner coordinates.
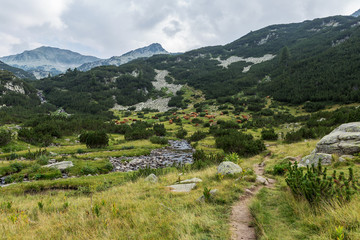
top-left (110, 140), bottom-right (194, 172)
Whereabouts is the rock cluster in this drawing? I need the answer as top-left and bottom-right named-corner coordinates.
top-left (300, 122), bottom-right (360, 166)
top-left (110, 140), bottom-right (193, 172)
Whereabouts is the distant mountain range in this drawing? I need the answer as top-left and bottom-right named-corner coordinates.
top-left (77, 43), bottom-right (169, 71)
top-left (0, 46), bottom-right (100, 79)
top-left (0, 60), bottom-right (35, 80)
top-left (0, 44), bottom-right (169, 79)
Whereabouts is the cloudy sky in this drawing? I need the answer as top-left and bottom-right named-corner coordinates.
top-left (1, 0), bottom-right (359, 58)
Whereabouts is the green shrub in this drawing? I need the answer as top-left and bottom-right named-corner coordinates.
top-left (261, 128), bottom-right (278, 141)
top-left (191, 118), bottom-right (204, 124)
top-left (286, 163), bottom-right (360, 205)
top-left (80, 165), bottom-right (97, 175)
top-left (189, 131), bottom-right (207, 142)
top-left (0, 130), bottom-right (12, 146)
top-left (175, 128), bottom-right (187, 139)
top-left (216, 131), bottom-right (265, 157)
top-left (272, 160), bottom-right (290, 175)
top-left (192, 150), bottom-right (224, 170)
top-left (149, 136), bottom-right (168, 145)
top-left (80, 131), bottom-right (109, 148)
top-left (153, 124), bottom-right (166, 136)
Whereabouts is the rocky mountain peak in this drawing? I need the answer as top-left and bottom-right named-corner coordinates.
top-left (352, 9), bottom-right (360, 17)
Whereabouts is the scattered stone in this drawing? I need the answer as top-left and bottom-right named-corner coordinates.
top-left (167, 183), bottom-right (196, 193)
top-left (145, 174), bottom-right (158, 183)
top-left (180, 177), bottom-right (202, 184)
top-left (299, 151), bottom-right (332, 166)
top-left (110, 140), bottom-right (193, 172)
top-left (48, 159), bottom-right (57, 164)
top-left (245, 189), bottom-right (254, 195)
top-left (256, 175), bottom-right (269, 185)
top-left (43, 161), bottom-right (74, 170)
top-left (217, 161), bottom-right (242, 175)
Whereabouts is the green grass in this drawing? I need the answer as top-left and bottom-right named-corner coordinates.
top-left (0, 166), bottom-right (254, 239)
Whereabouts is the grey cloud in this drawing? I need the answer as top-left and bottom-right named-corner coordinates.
top-left (0, 0), bottom-right (359, 58)
top-left (163, 20), bottom-right (182, 37)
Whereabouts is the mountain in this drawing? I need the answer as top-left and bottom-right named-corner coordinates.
top-left (0, 60), bottom-right (35, 80)
top-left (0, 46), bottom-right (100, 79)
top-left (32, 14), bottom-right (360, 114)
top-left (78, 43), bottom-right (168, 71)
top-left (352, 9), bottom-right (360, 17)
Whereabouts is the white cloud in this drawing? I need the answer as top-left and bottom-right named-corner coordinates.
top-left (0, 0), bottom-right (360, 58)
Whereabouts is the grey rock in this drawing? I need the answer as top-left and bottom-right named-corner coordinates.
top-left (299, 152), bottom-right (333, 166)
top-left (315, 122), bottom-right (360, 155)
top-left (43, 161), bottom-right (74, 170)
top-left (217, 161), bottom-right (242, 175)
top-left (180, 178), bottom-right (202, 184)
top-left (145, 174), bottom-right (158, 183)
top-left (256, 175), bottom-right (269, 185)
top-left (167, 183), bottom-right (196, 193)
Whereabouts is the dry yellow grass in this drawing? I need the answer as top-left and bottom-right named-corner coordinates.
top-left (0, 166), bottom-right (253, 240)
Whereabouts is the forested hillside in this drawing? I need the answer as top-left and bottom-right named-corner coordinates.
top-left (30, 15), bottom-right (360, 115)
top-left (34, 63), bottom-right (156, 114)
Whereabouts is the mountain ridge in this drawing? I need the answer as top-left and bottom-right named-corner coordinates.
top-left (78, 43), bottom-right (169, 71)
top-left (0, 46), bottom-right (100, 79)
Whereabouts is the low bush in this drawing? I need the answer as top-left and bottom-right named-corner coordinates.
top-left (175, 128), bottom-right (187, 139)
top-left (216, 131), bottom-right (265, 157)
top-left (80, 131), bottom-right (109, 148)
top-left (272, 160), bottom-right (290, 175)
top-left (149, 136), bottom-right (168, 145)
top-left (189, 131), bottom-right (207, 142)
top-left (286, 163), bottom-right (360, 205)
top-left (0, 129), bottom-right (12, 146)
top-left (153, 124), bottom-right (166, 136)
top-left (261, 128), bottom-right (278, 141)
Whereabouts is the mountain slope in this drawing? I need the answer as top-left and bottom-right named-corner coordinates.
top-left (143, 15), bottom-right (360, 103)
top-left (78, 43), bottom-right (168, 71)
top-left (0, 70), bottom-right (40, 108)
top-left (352, 9), bottom-right (360, 17)
top-left (0, 60), bottom-right (35, 80)
top-left (0, 46), bottom-right (100, 79)
top-left (30, 14), bottom-right (360, 114)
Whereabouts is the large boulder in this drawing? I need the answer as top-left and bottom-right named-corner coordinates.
top-left (300, 122), bottom-right (360, 166)
top-left (217, 161), bottom-right (242, 175)
top-left (315, 122), bottom-right (360, 155)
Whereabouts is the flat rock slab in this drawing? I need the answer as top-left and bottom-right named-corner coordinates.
top-left (167, 183), bottom-right (196, 192)
top-left (43, 161), bottom-right (74, 170)
top-left (180, 178), bottom-right (202, 184)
